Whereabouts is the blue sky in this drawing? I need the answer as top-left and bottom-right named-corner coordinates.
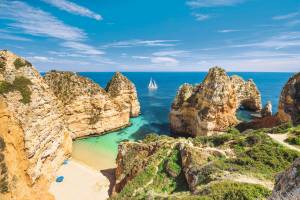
top-left (0, 0), bottom-right (300, 72)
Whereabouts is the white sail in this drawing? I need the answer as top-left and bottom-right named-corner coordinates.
top-left (148, 78), bottom-right (158, 89)
top-left (153, 80), bottom-right (158, 89)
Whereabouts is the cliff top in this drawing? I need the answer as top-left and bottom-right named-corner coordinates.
top-left (44, 71), bottom-right (107, 104)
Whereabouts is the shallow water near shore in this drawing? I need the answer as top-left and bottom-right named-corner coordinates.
top-left (72, 72), bottom-right (293, 169)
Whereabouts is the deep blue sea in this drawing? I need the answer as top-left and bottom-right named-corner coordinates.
top-left (71, 72), bottom-right (294, 169)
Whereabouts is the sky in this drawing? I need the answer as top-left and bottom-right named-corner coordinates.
top-left (0, 0), bottom-right (300, 72)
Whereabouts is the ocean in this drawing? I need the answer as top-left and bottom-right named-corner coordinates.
top-left (72, 72), bottom-right (294, 169)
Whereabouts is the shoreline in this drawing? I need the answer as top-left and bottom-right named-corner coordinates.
top-left (49, 159), bottom-right (115, 200)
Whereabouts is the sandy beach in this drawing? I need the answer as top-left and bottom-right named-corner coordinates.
top-left (49, 159), bottom-right (115, 200)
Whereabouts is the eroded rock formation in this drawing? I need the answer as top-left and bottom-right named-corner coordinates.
top-left (269, 158), bottom-right (300, 200)
top-left (170, 67), bottom-right (262, 136)
top-left (277, 72), bottom-right (300, 125)
top-left (44, 71), bottom-right (134, 138)
top-left (0, 50), bottom-right (72, 200)
top-left (106, 72), bottom-right (140, 117)
top-left (261, 101), bottom-right (273, 117)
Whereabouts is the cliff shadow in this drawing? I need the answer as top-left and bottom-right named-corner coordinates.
top-left (100, 168), bottom-right (116, 196)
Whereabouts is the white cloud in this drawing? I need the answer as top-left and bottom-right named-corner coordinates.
top-left (0, 1), bottom-right (86, 41)
top-left (102, 39), bottom-right (179, 48)
top-left (192, 13), bottom-right (211, 21)
top-left (0, 30), bottom-right (31, 41)
top-left (187, 0), bottom-right (244, 8)
top-left (61, 42), bottom-right (105, 55)
top-left (41, 0), bottom-right (102, 21)
top-left (153, 50), bottom-right (190, 57)
top-left (132, 56), bottom-right (150, 59)
top-left (151, 57), bottom-right (179, 66)
top-left (272, 12), bottom-right (299, 20)
top-left (218, 29), bottom-right (239, 33)
top-left (26, 56), bottom-right (50, 61)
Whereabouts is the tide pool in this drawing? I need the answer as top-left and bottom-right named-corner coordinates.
top-left (72, 72), bottom-right (294, 169)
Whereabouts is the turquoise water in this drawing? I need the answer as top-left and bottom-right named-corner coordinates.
top-left (72, 72), bottom-right (294, 169)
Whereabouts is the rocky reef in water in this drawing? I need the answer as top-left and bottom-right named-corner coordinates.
top-left (0, 50), bottom-right (140, 199)
top-left (170, 67), bottom-right (262, 136)
top-left (44, 71), bottom-right (140, 138)
top-left (111, 127), bottom-right (299, 200)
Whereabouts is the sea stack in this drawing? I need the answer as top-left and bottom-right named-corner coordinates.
top-left (170, 67), bottom-right (262, 136)
top-left (0, 50), bottom-right (72, 200)
top-left (44, 71), bottom-right (139, 138)
top-left (261, 101), bottom-right (272, 117)
top-left (276, 72), bottom-right (300, 125)
top-left (106, 72), bottom-right (140, 117)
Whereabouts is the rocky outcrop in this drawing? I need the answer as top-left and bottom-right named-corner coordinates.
top-left (112, 130), bottom-right (298, 199)
top-left (269, 158), bottom-right (300, 200)
top-left (170, 67), bottom-right (262, 136)
top-left (44, 71), bottom-right (133, 138)
top-left (261, 101), bottom-right (273, 117)
top-left (0, 50), bottom-right (72, 200)
top-left (106, 72), bottom-right (140, 117)
top-left (277, 72), bottom-right (300, 125)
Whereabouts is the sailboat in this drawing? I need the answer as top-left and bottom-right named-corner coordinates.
top-left (148, 78), bottom-right (158, 90)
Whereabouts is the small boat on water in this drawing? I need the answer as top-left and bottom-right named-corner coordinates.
top-left (148, 78), bottom-right (158, 90)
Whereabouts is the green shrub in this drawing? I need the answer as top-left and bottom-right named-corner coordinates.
top-left (227, 127), bottom-right (240, 135)
top-left (270, 122), bottom-right (293, 134)
top-left (214, 131), bottom-right (300, 180)
top-left (143, 133), bottom-right (160, 143)
top-left (14, 58), bottom-right (26, 69)
top-left (0, 61), bottom-right (5, 72)
top-left (0, 76), bottom-right (33, 104)
top-left (197, 181), bottom-right (271, 200)
top-left (285, 136), bottom-right (300, 145)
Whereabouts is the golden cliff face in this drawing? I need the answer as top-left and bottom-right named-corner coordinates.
top-left (43, 71), bottom-right (140, 139)
top-left (170, 67), bottom-right (262, 136)
top-left (0, 50), bottom-right (72, 200)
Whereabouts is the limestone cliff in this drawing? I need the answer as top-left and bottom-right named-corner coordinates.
top-left (170, 67), bottom-right (262, 136)
top-left (0, 50), bottom-right (72, 200)
top-left (44, 71), bottom-right (132, 138)
top-left (269, 158), bottom-right (300, 200)
top-left (106, 72), bottom-right (140, 117)
top-left (277, 72), bottom-right (300, 125)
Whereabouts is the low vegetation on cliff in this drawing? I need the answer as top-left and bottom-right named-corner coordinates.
top-left (13, 58), bottom-right (32, 69)
top-left (0, 76), bottom-right (32, 104)
top-left (112, 127), bottom-right (300, 200)
top-left (285, 125), bottom-right (300, 145)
